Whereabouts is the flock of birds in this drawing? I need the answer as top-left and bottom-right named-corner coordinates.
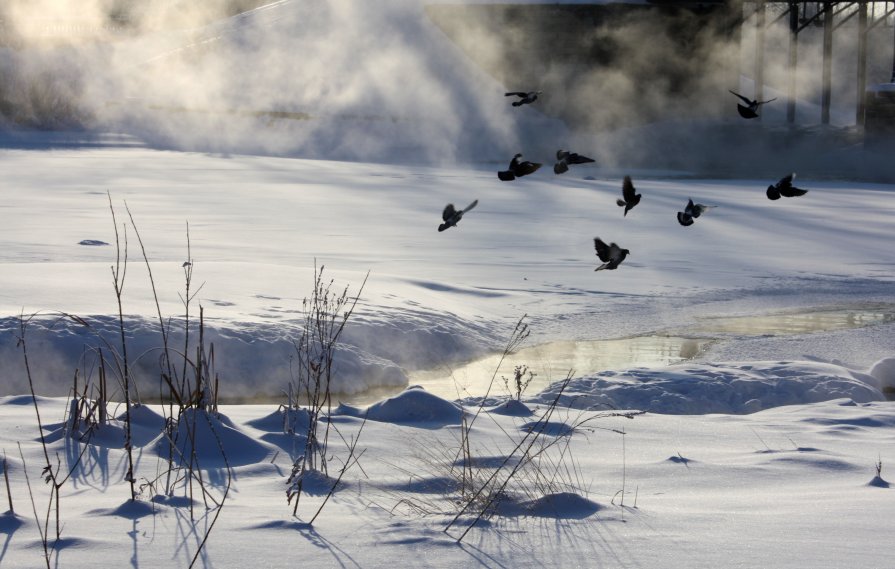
top-left (438, 89), bottom-right (809, 271)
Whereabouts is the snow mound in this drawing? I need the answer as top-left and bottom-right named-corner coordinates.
top-left (533, 361), bottom-right (885, 415)
top-left (869, 357), bottom-right (895, 392)
top-left (488, 399), bottom-right (534, 417)
top-left (246, 407), bottom-right (312, 434)
top-left (155, 408), bottom-right (273, 467)
top-left (343, 386), bottom-right (464, 427)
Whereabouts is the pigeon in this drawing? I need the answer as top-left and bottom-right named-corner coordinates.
top-left (766, 173), bottom-right (808, 200)
top-left (677, 198), bottom-right (715, 226)
top-left (497, 154), bottom-right (542, 181)
top-left (554, 150), bottom-right (595, 174)
top-left (505, 91), bottom-right (541, 107)
top-left (593, 238), bottom-right (630, 271)
top-left (438, 199), bottom-right (478, 232)
top-left (729, 90), bottom-right (777, 119)
top-left (616, 175), bottom-right (641, 216)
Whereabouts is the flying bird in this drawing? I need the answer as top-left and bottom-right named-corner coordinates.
top-left (677, 198), bottom-right (715, 226)
top-left (616, 175), bottom-right (641, 216)
top-left (505, 91), bottom-right (541, 107)
top-left (766, 173), bottom-right (808, 200)
top-left (729, 90), bottom-right (777, 119)
top-left (438, 199), bottom-right (479, 232)
top-left (498, 154), bottom-right (542, 181)
top-left (554, 149), bottom-right (595, 174)
top-left (593, 238), bottom-right (630, 271)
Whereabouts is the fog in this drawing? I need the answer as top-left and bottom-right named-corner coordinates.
top-left (1, 0), bottom-right (893, 175)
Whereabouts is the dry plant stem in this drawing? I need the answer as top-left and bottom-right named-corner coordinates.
top-left (445, 370), bottom-right (575, 542)
top-left (290, 265), bottom-right (369, 516)
top-left (451, 315), bottom-right (529, 487)
top-left (108, 194), bottom-right (137, 502)
top-left (124, 202), bottom-right (179, 404)
top-left (187, 411), bottom-right (233, 569)
top-left (467, 315), bottom-right (530, 431)
top-left (17, 318), bottom-right (92, 565)
top-left (18, 442), bottom-right (49, 569)
top-left (309, 416), bottom-right (368, 525)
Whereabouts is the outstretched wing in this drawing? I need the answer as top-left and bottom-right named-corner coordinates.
top-left (594, 238), bottom-right (611, 262)
top-left (568, 153), bottom-right (595, 164)
top-left (776, 173), bottom-right (795, 190)
top-left (757, 97), bottom-right (777, 106)
top-left (780, 186), bottom-right (808, 197)
top-left (622, 175), bottom-right (637, 202)
top-left (505, 92), bottom-right (527, 97)
top-left (728, 89), bottom-right (753, 106)
top-left (442, 204), bottom-right (457, 222)
top-left (462, 199), bottom-right (479, 214)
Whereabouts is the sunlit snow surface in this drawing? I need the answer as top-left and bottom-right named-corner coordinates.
top-left (1, 141), bottom-right (894, 403)
top-left (1, 0), bottom-right (894, 564)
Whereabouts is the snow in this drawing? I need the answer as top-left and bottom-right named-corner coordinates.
top-left (1, 0), bottom-right (894, 567)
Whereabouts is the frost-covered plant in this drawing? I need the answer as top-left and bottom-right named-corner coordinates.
top-left (502, 364), bottom-right (535, 401)
top-left (286, 264), bottom-right (368, 517)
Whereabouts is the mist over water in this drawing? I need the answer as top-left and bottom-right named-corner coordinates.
top-left (0, 0), bottom-right (893, 176)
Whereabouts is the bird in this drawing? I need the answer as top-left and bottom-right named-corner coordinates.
top-left (593, 238), bottom-right (630, 271)
top-left (677, 198), bottom-right (715, 226)
top-left (438, 199), bottom-right (478, 232)
top-left (497, 154), bottom-right (542, 181)
top-left (554, 150), bottom-right (595, 174)
top-left (616, 175), bottom-right (641, 216)
top-left (729, 90), bottom-right (777, 119)
top-left (766, 173), bottom-right (808, 200)
top-left (505, 91), bottom-right (541, 107)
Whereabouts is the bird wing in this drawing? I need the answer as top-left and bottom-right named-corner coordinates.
top-left (622, 175), bottom-right (637, 202)
top-left (516, 161), bottom-right (542, 176)
top-left (442, 204), bottom-right (457, 222)
top-left (757, 97), bottom-right (777, 106)
top-left (776, 173), bottom-right (795, 191)
top-left (505, 92), bottom-right (527, 97)
top-left (568, 153), bottom-right (595, 164)
top-left (728, 90), bottom-right (754, 105)
top-left (684, 198), bottom-right (695, 215)
top-left (554, 161), bottom-right (569, 175)
top-left (593, 238), bottom-right (612, 262)
top-left (462, 199), bottom-right (479, 214)
top-left (780, 186), bottom-right (808, 197)
top-left (677, 211), bottom-right (694, 226)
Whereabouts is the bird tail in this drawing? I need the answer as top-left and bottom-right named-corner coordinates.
top-left (497, 170), bottom-right (516, 181)
top-left (594, 263), bottom-right (609, 271)
top-left (616, 199), bottom-right (626, 207)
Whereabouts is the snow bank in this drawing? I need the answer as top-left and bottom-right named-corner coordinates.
top-left (533, 360), bottom-right (885, 414)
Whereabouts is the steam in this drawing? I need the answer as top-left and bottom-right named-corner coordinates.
top-left (0, 0), bottom-right (893, 175)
